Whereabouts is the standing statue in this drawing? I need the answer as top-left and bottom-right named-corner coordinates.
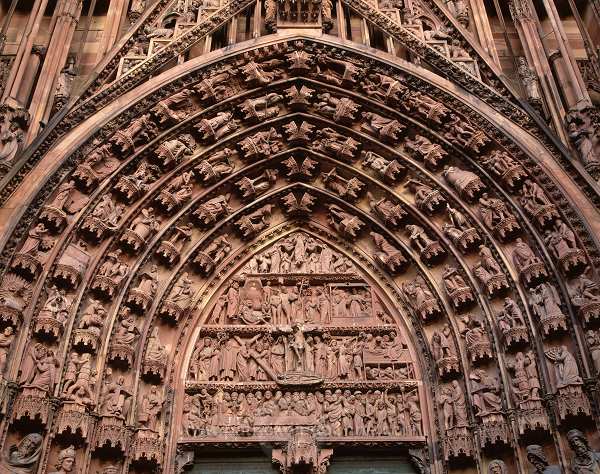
top-left (138, 386), bottom-right (163, 431)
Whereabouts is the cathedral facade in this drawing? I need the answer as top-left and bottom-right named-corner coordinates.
top-left (0, 0), bottom-right (599, 472)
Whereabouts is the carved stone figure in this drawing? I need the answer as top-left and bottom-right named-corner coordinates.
top-left (442, 265), bottom-right (474, 310)
top-left (512, 238), bottom-right (547, 286)
top-left (460, 315), bottom-right (492, 362)
top-left (328, 205), bottom-right (364, 239)
top-left (472, 245), bottom-right (509, 297)
top-left (283, 121), bottom-right (314, 144)
top-left (238, 128), bottom-right (282, 160)
top-left (0, 273), bottom-right (32, 326)
top-left (545, 345), bottom-right (591, 420)
top-left (235, 204), bottom-right (274, 238)
top-left (487, 460), bottom-right (507, 474)
top-left (156, 170), bottom-right (194, 212)
top-left (0, 433), bottom-right (43, 473)
top-left (39, 180), bottom-right (85, 230)
top-left (443, 165), bottom-right (485, 201)
top-left (281, 192), bottom-right (316, 216)
top-left (72, 143), bottom-right (119, 190)
top-left (196, 112), bottom-right (239, 142)
top-left (479, 193), bottom-right (520, 240)
top-left (496, 297), bottom-right (529, 347)
top-left (370, 232), bottom-right (407, 273)
top-left (154, 135), bottom-right (194, 168)
top-left (127, 264), bottom-right (159, 313)
top-left (194, 68), bottom-right (236, 103)
top-left (92, 249), bottom-right (128, 298)
top-left (110, 113), bottom-right (157, 155)
top-left (526, 444), bottom-right (561, 474)
top-left (195, 149), bottom-right (235, 183)
top-left (438, 381), bottom-right (473, 459)
top-left (236, 169), bottom-right (278, 199)
top-left (507, 351), bottom-right (541, 405)
top-left (48, 445), bottom-right (75, 474)
top-left (114, 161), bottom-right (160, 202)
top-left (62, 353), bottom-right (95, 406)
top-left (0, 326), bottom-right (15, 376)
top-left (545, 220), bottom-right (586, 276)
top-left (443, 204), bottom-right (480, 252)
top-left (241, 59), bottom-right (283, 85)
top-left (311, 127), bottom-right (360, 161)
top-left (566, 429), bottom-right (600, 474)
top-left (120, 207), bottom-right (161, 252)
top-left (157, 224), bottom-right (193, 265)
top-left (152, 89), bottom-right (193, 123)
top-left (586, 330), bottom-right (600, 372)
top-left (570, 272), bottom-right (600, 325)
top-left (0, 104), bottom-right (30, 168)
top-left (361, 112), bottom-right (405, 142)
top-left (282, 156), bottom-right (317, 180)
top-left (99, 368), bottom-right (132, 418)
top-left (431, 325), bottom-right (459, 376)
top-left (314, 54), bottom-right (360, 85)
top-left (406, 224), bottom-right (445, 263)
top-left (194, 236), bottom-right (232, 274)
top-left (405, 134), bottom-right (447, 169)
top-left (138, 386), bottom-right (163, 431)
top-left (109, 308), bottom-right (140, 366)
top-left (531, 283), bottom-right (567, 336)
top-left (315, 93), bottom-right (360, 124)
top-left (322, 168), bottom-right (364, 200)
top-left (520, 179), bottom-right (559, 226)
top-left (444, 114), bottom-right (489, 153)
top-left (566, 101), bottom-right (600, 176)
top-left (405, 179), bottom-right (445, 214)
top-left (33, 285), bottom-right (70, 338)
top-left (193, 193), bottom-right (232, 225)
top-left (403, 91), bottom-right (449, 124)
top-left (74, 298), bottom-right (106, 351)
top-left (367, 192), bottom-right (406, 226)
top-left (362, 151), bottom-right (405, 183)
top-left (143, 327), bottom-right (169, 379)
top-left (20, 343), bottom-right (58, 391)
top-left (12, 223), bottom-right (54, 279)
top-left (285, 85), bottom-right (314, 110)
top-left (361, 73), bottom-right (408, 105)
top-left (481, 149), bottom-right (526, 189)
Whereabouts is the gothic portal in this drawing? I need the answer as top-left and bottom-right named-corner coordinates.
top-left (0, 0), bottom-right (600, 472)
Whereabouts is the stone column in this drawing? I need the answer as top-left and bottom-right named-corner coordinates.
top-left (540, 0), bottom-right (590, 107)
top-left (508, 0), bottom-right (568, 143)
top-left (15, 45), bottom-right (45, 106)
top-left (26, 0), bottom-right (83, 142)
top-left (469, 0), bottom-right (500, 65)
top-left (96, 0), bottom-right (129, 59)
top-left (1, 0), bottom-right (52, 104)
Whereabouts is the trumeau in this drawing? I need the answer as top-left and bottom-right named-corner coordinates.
top-left (0, 0), bottom-right (600, 473)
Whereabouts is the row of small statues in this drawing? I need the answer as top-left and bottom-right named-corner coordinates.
top-left (183, 388), bottom-right (422, 438)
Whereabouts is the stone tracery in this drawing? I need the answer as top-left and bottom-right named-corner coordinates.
top-left (0, 19), bottom-right (597, 474)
